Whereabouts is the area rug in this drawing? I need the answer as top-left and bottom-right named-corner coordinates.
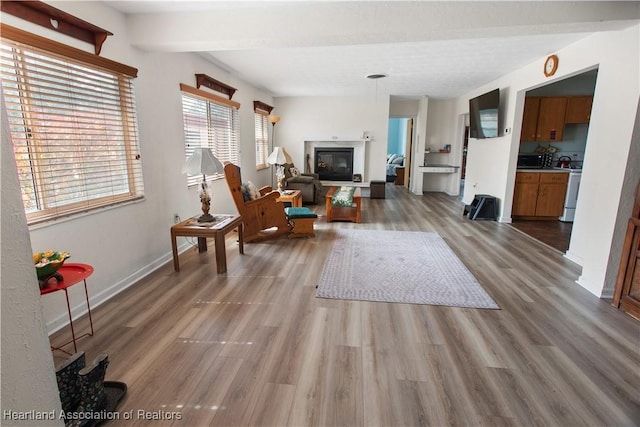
top-left (316, 229), bottom-right (499, 309)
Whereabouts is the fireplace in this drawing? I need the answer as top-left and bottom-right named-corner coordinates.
top-left (314, 147), bottom-right (354, 181)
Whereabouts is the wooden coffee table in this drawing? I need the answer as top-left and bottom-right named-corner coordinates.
top-left (276, 189), bottom-right (302, 207)
top-left (170, 214), bottom-right (243, 273)
top-left (325, 187), bottom-right (362, 223)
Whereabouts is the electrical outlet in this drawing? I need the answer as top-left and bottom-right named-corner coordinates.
top-left (173, 213), bottom-right (180, 224)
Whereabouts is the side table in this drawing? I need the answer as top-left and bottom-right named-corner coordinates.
top-left (40, 263), bottom-right (95, 355)
top-left (276, 189), bottom-right (302, 207)
top-left (170, 214), bottom-right (243, 273)
top-left (395, 167), bottom-right (405, 185)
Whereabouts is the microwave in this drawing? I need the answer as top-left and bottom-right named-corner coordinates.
top-left (517, 154), bottom-right (546, 169)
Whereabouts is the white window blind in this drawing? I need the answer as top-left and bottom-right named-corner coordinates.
top-left (1, 35), bottom-right (143, 225)
top-left (180, 85), bottom-right (240, 187)
top-left (255, 111), bottom-right (269, 170)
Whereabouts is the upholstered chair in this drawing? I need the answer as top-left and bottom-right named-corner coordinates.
top-left (282, 163), bottom-right (323, 204)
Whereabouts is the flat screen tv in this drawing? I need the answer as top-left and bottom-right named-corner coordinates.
top-left (469, 88), bottom-right (500, 139)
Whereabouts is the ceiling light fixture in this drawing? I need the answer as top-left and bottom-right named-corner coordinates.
top-left (366, 73), bottom-right (388, 103)
top-left (366, 73), bottom-right (388, 79)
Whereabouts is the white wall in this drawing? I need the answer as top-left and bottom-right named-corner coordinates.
top-left (389, 100), bottom-right (419, 118)
top-left (445, 25), bottom-right (640, 297)
top-left (410, 98), bottom-right (430, 194)
top-left (1, 2), bottom-right (275, 333)
top-left (423, 99), bottom-right (461, 195)
top-left (1, 94), bottom-right (63, 425)
top-left (273, 96), bottom-right (391, 182)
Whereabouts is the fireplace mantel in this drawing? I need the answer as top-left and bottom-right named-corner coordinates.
top-left (304, 140), bottom-right (367, 182)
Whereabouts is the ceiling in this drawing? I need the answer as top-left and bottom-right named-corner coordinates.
top-left (104, 1), bottom-right (639, 99)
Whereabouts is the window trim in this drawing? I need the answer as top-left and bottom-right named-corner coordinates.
top-left (253, 100), bottom-right (273, 171)
top-left (180, 84), bottom-right (241, 187)
top-left (1, 25), bottom-right (142, 225)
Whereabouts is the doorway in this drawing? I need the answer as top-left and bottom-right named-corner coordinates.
top-left (511, 68), bottom-right (598, 252)
top-left (460, 124), bottom-right (469, 198)
top-left (387, 117), bottom-right (413, 188)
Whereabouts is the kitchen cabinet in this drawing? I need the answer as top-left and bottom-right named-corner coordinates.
top-left (521, 97), bottom-right (540, 143)
top-left (520, 96), bottom-right (568, 142)
top-left (565, 95), bottom-right (593, 124)
top-left (512, 172), bottom-right (568, 217)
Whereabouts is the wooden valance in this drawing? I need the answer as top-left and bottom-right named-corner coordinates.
top-left (1, 24), bottom-right (137, 78)
top-left (253, 101), bottom-right (274, 114)
top-left (1, 0), bottom-right (113, 55)
top-left (180, 84), bottom-right (241, 109)
top-left (195, 74), bottom-right (237, 100)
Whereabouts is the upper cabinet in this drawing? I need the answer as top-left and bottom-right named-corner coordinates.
top-left (521, 97), bottom-right (541, 142)
top-left (520, 95), bottom-right (593, 142)
top-left (565, 95), bottom-right (593, 124)
top-left (521, 96), bottom-right (567, 142)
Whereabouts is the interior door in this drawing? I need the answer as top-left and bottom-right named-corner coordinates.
top-left (404, 119), bottom-right (413, 188)
top-left (613, 183), bottom-right (640, 319)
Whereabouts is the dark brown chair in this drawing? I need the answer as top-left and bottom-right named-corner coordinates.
top-left (282, 163), bottom-right (323, 204)
top-left (224, 163), bottom-right (290, 243)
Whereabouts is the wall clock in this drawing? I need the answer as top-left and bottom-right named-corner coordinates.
top-left (544, 54), bottom-right (559, 77)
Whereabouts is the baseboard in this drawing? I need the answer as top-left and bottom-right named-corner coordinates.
top-left (575, 275), bottom-right (604, 298)
top-left (564, 250), bottom-right (583, 266)
top-left (45, 241), bottom-right (192, 335)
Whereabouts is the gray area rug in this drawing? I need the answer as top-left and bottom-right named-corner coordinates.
top-left (316, 229), bottom-right (500, 309)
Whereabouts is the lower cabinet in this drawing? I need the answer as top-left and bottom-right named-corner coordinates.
top-left (513, 172), bottom-right (568, 217)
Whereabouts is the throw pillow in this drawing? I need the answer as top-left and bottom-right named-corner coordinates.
top-left (246, 181), bottom-right (261, 200)
top-left (290, 167), bottom-right (301, 177)
top-left (283, 163), bottom-right (295, 179)
top-left (387, 154), bottom-right (398, 164)
top-left (240, 183), bottom-right (251, 202)
top-left (391, 156), bottom-right (404, 165)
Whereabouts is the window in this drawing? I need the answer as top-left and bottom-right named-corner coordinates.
top-left (180, 84), bottom-right (240, 187)
top-left (253, 100), bottom-right (273, 170)
top-left (0, 25), bottom-right (142, 225)
top-left (255, 112), bottom-right (269, 170)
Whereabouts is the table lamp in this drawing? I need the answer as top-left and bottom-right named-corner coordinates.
top-left (185, 147), bottom-right (224, 222)
top-left (267, 146), bottom-right (292, 192)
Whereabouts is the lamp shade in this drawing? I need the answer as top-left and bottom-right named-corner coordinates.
top-left (184, 148), bottom-right (224, 176)
top-left (268, 115), bottom-right (281, 125)
top-left (267, 146), bottom-right (292, 165)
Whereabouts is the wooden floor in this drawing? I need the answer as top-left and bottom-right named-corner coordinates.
top-left (50, 184), bottom-right (640, 426)
top-left (510, 218), bottom-right (573, 253)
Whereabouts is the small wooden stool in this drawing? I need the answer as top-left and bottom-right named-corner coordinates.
top-left (285, 207), bottom-right (318, 238)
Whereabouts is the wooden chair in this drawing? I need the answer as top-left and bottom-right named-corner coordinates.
top-left (224, 163), bottom-right (290, 243)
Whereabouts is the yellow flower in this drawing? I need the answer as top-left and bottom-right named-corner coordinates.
top-left (43, 250), bottom-right (55, 258)
top-left (33, 253), bottom-right (41, 263)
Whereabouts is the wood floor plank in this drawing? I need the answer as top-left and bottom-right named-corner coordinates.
top-left (47, 184), bottom-right (639, 426)
top-left (287, 307), bottom-right (332, 427)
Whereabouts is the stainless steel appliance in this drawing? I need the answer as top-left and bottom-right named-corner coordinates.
top-left (517, 154), bottom-right (545, 169)
top-left (559, 171), bottom-right (581, 222)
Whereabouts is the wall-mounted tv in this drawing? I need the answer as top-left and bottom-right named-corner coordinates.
top-left (469, 88), bottom-right (500, 139)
